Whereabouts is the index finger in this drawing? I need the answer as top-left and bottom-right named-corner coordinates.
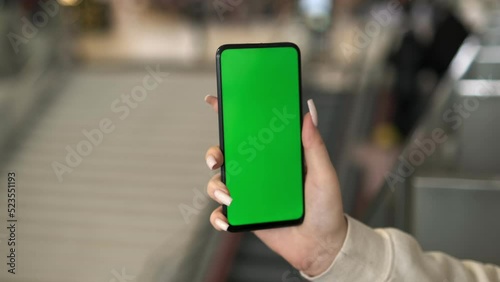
top-left (204, 95), bottom-right (218, 113)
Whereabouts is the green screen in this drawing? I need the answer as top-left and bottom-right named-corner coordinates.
top-left (219, 44), bottom-right (304, 227)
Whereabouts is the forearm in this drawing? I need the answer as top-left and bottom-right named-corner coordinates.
top-left (302, 216), bottom-right (500, 282)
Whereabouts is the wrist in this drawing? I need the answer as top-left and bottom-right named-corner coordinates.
top-left (301, 216), bottom-right (348, 277)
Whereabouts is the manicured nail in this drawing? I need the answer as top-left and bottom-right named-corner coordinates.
top-left (206, 155), bottom-right (217, 170)
top-left (215, 218), bottom-right (229, 231)
top-left (307, 99), bottom-right (318, 127)
top-left (214, 190), bottom-right (232, 206)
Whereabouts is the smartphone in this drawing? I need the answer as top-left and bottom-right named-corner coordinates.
top-left (216, 42), bottom-right (305, 232)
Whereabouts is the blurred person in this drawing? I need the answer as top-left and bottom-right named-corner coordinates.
top-left (203, 96), bottom-right (500, 281)
top-left (1, 0), bottom-right (30, 76)
top-left (389, 2), bottom-right (468, 139)
top-left (179, 0), bottom-right (208, 62)
top-left (299, 0), bottom-right (333, 60)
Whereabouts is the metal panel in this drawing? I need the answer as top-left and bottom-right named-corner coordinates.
top-left (412, 177), bottom-right (500, 265)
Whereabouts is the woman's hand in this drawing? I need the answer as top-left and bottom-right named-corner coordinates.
top-left (204, 95), bottom-right (347, 276)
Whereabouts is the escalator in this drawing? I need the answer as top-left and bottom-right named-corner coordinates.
top-left (367, 8), bottom-right (500, 265)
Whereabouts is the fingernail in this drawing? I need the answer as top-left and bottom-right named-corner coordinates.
top-left (206, 155), bottom-right (217, 170)
top-left (214, 190), bottom-right (233, 206)
top-left (215, 218), bottom-right (229, 231)
top-left (307, 99), bottom-right (318, 127)
top-left (204, 95), bottom-right (210, 103)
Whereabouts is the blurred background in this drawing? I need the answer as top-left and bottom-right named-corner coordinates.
top-left (0, 0), bottom-right (500, 281)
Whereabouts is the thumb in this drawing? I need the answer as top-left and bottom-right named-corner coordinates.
top-left (302, 100), bottom-right (334, 175)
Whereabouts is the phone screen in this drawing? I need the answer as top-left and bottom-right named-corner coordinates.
top-left (217, 43), bottom-right (304, 231)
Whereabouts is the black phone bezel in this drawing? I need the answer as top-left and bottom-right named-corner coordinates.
top-left (216, 42), bottom-right (305, 232)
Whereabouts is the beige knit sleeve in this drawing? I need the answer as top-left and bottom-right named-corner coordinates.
top-left (301, 216), bottom-right (500, 282)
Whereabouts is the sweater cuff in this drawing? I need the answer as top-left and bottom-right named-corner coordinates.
top-left (301, 215), bottom-right (392, 281)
